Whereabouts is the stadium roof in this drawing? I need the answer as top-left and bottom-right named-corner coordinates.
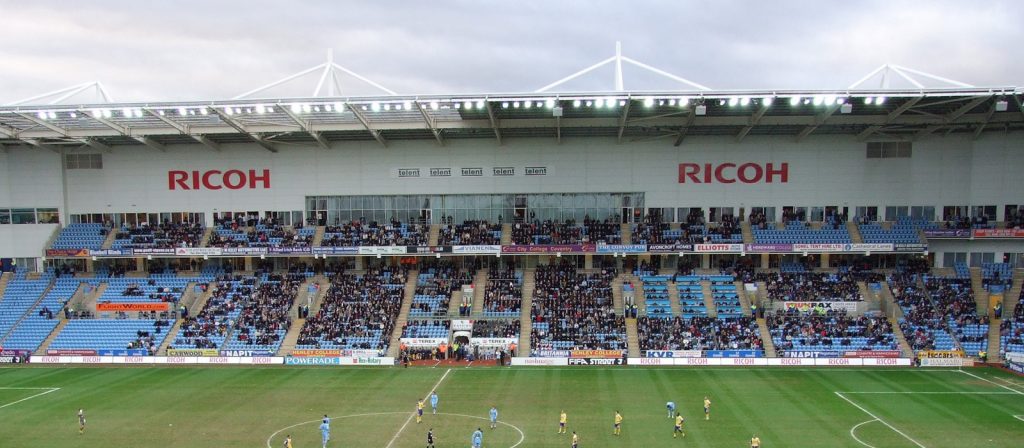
top-left (0, 47), bottom-right (1021, 152)
top-left (2, 88), bottom-right (1020, 153)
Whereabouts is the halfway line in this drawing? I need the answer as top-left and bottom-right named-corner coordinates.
top-left (384, 368), bottom-right (452, 448)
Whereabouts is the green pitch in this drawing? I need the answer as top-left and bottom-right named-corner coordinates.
top-left (1, 365), bottom-right (1022, 447)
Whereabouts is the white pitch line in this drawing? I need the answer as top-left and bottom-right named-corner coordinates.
top-left (0, 387), bottom-right (60, 410)
top-left (990, 376), bottom-right (1024, 393)
top-left (265, 412), bottom-right (407, 448)
top-left (384, 368), bottom-right (452, 448)
top-left (849, 419), bottom-right (880, 448)
top-left (837, 391), bottom-right (1017, 394)
top-left (0, 387), bottom-right (62, 390)
top-left (834, 392), bottom-right (926, 448)
top-left (959, 370), bottom-right (1024, 396)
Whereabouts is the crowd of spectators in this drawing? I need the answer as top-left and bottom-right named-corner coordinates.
top-left (400, 319), bottom-right (450, 338)
top-left (231, 273), bottom-right (302, 347)
top-left (756, 272), bottom-right (861, 302)
top-left (511, 216), bottom-right (620, 245)
top-left (999, 301), bottom-right (1024, 354)
top-left (209, 220), bottom-right (312, 248)
top-left (173, 276), bottom-right (256, 349)
top-left (637, 316), bottom-right (762, 352)
top-left (118, 278), bottom-right (186, 303)
top-left (438, 220), bottom-right (501, 245)
top-left (483, 266), bottom-right (522, 317)
top-left (126, 319), bottom-right (171, 355)
top-left (767, 310), bottom-right (898, 355)
top-left (941, 213), bottom-right (992, 229)
top-left (412, 263), bottom-right (472, 317)
top-left (472, 320), bottom-right (520, 339)
top-left (891, 272), bottom-right (943, 351)
top-left (321, 219), bottom-right (428, 247)
top-left (115, 221), bottom-right (204, 249)
top-left (530, 262), bottom-right (624, 351)
top-left (925, 277), bottom-right (989, 353)
top-left (296, 266), bottom-right (408, 350)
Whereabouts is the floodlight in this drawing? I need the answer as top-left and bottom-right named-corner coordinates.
top-left (789, 97), bottom-right (801, 106)
top-left (643, 97), bottom-right (654, 108)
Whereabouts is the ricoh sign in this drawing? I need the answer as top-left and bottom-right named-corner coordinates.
top-left (678, 162), bottom-right (788, 184)
top-left (168, 169), bottom-right (271, 190)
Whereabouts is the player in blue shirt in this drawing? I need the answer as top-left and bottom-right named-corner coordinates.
top-left (430, 392), bottom-right (439, 414)
top-left (666, 401), bottom-right (676, 418)
top-left (472, 428), bottom-right (484, 448)
top-left (489, 406), bottom-right (499, 429)
top-left (319, 421), bottom-right (330, 448)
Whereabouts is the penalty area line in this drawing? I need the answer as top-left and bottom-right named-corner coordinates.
top-left (834, 392), bottom-right (926, 448)
top-left (384, 368), bottom-right (452, 448)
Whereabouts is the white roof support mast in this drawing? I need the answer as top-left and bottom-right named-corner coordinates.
top-left (849, 64), bottom-right (974, 90)
top-left (234, 49), bottom-right (396, 99)
top-left (4, 81), bottom-right (113, 106)
top-left (536, 42), bottom-right (712, 92)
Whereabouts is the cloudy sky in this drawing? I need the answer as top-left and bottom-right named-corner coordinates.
top-left (0, 0), bottom-right (1020, 104)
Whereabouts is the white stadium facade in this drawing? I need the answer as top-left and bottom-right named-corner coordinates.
top-left (1, 58), bottom-right (1022, 271)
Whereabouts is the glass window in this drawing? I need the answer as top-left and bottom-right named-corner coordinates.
top-left (0, 209), bottom-right (10, 224)
top-left (36, 208), bottom-right (59, 224)
top-left (11, 208), bottom-right (36, 224)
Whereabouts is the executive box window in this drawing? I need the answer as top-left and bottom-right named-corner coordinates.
top-left (10, 208), bottom-right (36, 224)
top-left (0, 209), bottom-right (9, 224)
top-left (36, 208), bottom-right (59, 224)
top-left (910, 206), bottom-right (935, 221)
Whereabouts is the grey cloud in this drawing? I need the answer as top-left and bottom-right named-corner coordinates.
top-left (0, 0), bottom-right (1019, 103)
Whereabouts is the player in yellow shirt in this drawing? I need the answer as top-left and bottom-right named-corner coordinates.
top-left (673, 413), bottom-right (685, 438)
top-left (613, 410), bottom-right (623, 436)
top-left (751, 435), bottom-right (761, 447)
top-left (416, 399), bottom-right (425, 424)
top-left (282, 434), bottom-right (293, 448)
top-left (559, 410), bottom-right (567, 434)
top-left (703, 396), bottom-right (711, 421)
top-left (571, 431), bottom-right (579, 448)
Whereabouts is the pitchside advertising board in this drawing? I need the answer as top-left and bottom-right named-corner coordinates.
top-left (31, 356), bottom-right (284, 365)
top-left (516, 357), bottom-right (911, 367)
